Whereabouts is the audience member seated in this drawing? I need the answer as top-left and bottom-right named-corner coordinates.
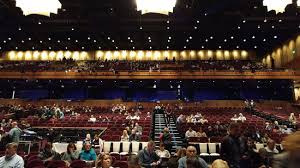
top-left (288, 113), bottom-right (297, 125)
top-left (178, 146), bottom-right (208, 168)
top-left (121, 130), bottom-right (129, 142)
top-left (134, 123), bottom-right (143, 136)
top-left (0, 119), bottom-right (6, 127)
top-left (61, 143), bottom-right (80, 165)
top-left (265, 139), bottom-right (279, 155)
top-left (231, 114), bottom-right (239, 122)
top-left (132, 114), bottom-right (140, 120)
top-left (92, 134), bottom-right (103, 152)
top-left (155, 143), bottom-right (171, 167)
top-left (206, 126), bottom-right (215, 138)
top-left (214, 121), bottom-right (227, 136)
top-left (238, 113), bottom-right (246, 123)
top-left (79, 142), bottom-right (97, 161)
top-left (95, 153), bottom-right (112, 168)
top-left (129, 129), bottom-right (141, 141)
top-left (185, 127), bottom-right (197, 139)
top-left (83, 133), bottom-right (92, 144)
top-left (39, 143), bottom-right (61, 161)
top-left (280, 125), bottom-right (293, 134)
top-left (0, 143), bottom-right (24, 168)
top-left (199, 116), bottom-right (208, 124)
top-left (265, 122), bottom-right (273, 132)
top-left (88, 115), bottom-right (97, 122)
top-left (196, 127), bottom-right (207, 138)
top-left (137, 140), bottom-right (161, 168)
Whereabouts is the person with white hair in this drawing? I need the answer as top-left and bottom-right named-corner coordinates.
top-left (288, 113), bottom-right (297, 125)
top-left (238, 113), bottom-right (246, 123)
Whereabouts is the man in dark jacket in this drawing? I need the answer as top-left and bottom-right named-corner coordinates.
top-left (138, 140), bottom-right (160, 168)
top-left (221, 123), bottom-right (244, 168)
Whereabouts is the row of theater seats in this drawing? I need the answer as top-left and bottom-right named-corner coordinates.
top-left (103, 141), bottom-right (148, 156)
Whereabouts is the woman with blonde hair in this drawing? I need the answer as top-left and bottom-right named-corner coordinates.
top-left (211, 159), bottom-right (229, 168)
top-left (121, 129), bottom-right (129, 141)
top-left (95, 153), bottom-right (113, 168)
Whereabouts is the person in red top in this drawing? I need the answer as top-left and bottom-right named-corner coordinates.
top-left (159, 127), bottom-right (173, 152)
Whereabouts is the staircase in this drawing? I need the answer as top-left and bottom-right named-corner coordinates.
top-left (153, 113), bottom-right (183, 153)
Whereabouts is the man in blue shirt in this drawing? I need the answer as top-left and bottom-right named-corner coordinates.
top-left (178, 146), bottom-right (208, 168)
top-left (0, 142), bottom-right (24, 168)
top-left (138, 140), bottom-right (160, 168)
top-left (80, 142), bottom-right (97, 161)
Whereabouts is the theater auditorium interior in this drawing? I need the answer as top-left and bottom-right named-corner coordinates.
top-left (0, 0), bottom-right (300, 168)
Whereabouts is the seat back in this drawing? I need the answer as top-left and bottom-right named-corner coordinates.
top-left (131, 141), bottom-right (140, 153)
top-left (122, 142), bottom-right (131, 153)
top-left (103, 141), bottom-right (112, 153)
top-left (199, 143), bottom-right (208, 154)
top-left (208, 143), bottom-right (217, 153)
top-left (112, 142), bottom-right (121, 153)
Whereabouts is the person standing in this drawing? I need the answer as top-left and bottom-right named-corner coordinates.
top-left (8, 122), bottom-right (22, 144)
top-left (221, 123), bottom-right (244, 168)
top-left (160, 127), bottom-right (173, 152)
top-left (0, 143), bottom-right (24, 168)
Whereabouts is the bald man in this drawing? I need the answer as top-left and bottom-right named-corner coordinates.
top-left (8, 122), bottom-right (22, 144)
top-left (178, 146), bottom-right (208, 168)
top-left (0, 143), bottom-right (24, 168)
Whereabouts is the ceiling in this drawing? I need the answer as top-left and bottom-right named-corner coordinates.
top-left (0, 0), bottom-right (300, 57)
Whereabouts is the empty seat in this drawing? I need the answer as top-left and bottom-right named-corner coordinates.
top-left (103, 142), bottom-right (112, 153)
top-left (199, 143), bottom-right (209, 157)
top-left (131, 141), bottom-right (140, 155)
top-left (110, 142), bottom-right (121, 155)
top-left (120, 142), bottom-right (131, 155)
top-left (208, 143), bottom-right (220, 157)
